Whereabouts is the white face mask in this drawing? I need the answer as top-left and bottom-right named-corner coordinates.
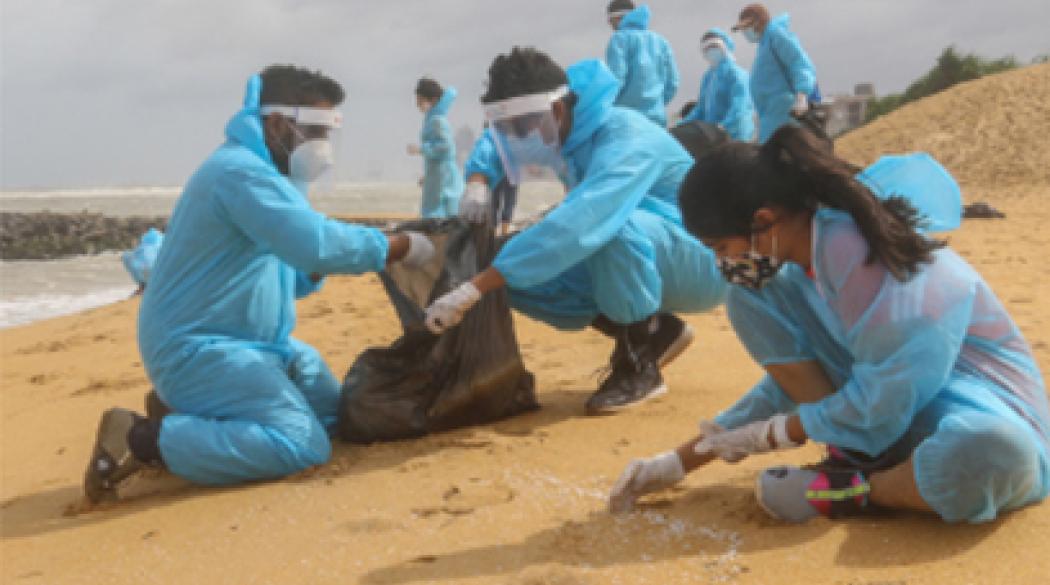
top-left (743, 28), bottom-right (760, 43)
top-left (289, 139), bottom-right (334, 183)
top-left (703, 48), bottom-right (724, 65)
top-left (260, 105), bottom-right (342, 184)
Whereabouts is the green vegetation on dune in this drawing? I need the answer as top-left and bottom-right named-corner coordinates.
top-left (863, 47), bottom-right (1042, 124)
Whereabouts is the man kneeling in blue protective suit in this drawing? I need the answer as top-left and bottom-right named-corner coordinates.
top-left (83, 65), bottom-right (436, 502)
top-left (425, 48), bottom-right (727, 415)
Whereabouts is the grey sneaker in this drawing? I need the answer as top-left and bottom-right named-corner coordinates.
top-left (83, 408), bottom-right (145, 503)
top-left (756, 465), bottom-right (871, 523)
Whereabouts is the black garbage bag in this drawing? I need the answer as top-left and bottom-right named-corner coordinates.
top-left (962, 202), bottom-right (1006, 219)
top-left (669, 121), bottom-right (730, 157)
top-left (337, 219), bottom-right (538, 443)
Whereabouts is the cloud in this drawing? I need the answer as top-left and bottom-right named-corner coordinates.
top-left (1, 0), bottom-right (1047, 188)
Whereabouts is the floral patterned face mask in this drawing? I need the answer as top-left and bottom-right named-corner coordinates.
top-left (718, 231), bottom-right (782, 289)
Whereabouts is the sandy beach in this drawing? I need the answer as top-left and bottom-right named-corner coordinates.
top-left (2, 65), bottom-right (1049, 585)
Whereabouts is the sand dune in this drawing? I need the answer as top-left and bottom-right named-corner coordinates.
top-left (837, 63), bottom-right (1050, 192)
top-left (3, 65), bottom-right (1049, 584)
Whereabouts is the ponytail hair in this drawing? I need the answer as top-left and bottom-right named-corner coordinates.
top-left (680, 126), bottom-right (944, 281)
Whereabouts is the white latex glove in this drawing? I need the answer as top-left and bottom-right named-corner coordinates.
top-left (608, 451), bottom-right (685, 514)
top-left (399, 231), bottom-right (436, 269)
top-left (458, 182), bottom-right (491, 224)
top-left (791, 92), bottom-right (809, 116)
top-left (424, 282), bottom-right (482, 333)
top-left (694, 414), bottom-right (800, 462)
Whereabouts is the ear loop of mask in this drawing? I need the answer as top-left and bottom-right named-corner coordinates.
top-left (750, 225), bottom-right (777, 263)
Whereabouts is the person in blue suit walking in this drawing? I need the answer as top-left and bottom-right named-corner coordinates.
top-left (408, 78), bottom-right (464, 217)
top-left (605, 1), bottom-right (680, 127)
top-left (732, 3), bottom-right (818, 142)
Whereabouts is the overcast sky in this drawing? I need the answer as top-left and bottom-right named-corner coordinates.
top-left (1, 0), bottom-right (1047, 190)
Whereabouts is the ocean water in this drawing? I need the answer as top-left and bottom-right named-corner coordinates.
top-left (0, 182), bottom-right (563, 329)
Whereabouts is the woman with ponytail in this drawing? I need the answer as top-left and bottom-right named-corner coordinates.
top-left (609, 126), bottom-right (1049, 524)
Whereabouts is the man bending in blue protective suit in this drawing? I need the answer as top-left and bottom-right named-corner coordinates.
top-left (424, 48), bottom-right (727, 415)
top-left (82, 65), bottom-right (436, 503)
top-left (680, 28), bottom-right (755, 142)
top-left (605, 1), bottom-right (680, 127)
top-left (732, 3), bottom-right (817, 143)
top-left (610, 127), bottom-right (1050, 524)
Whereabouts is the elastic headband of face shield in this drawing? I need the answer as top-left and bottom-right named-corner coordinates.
top-left (483, 86), bottom-right (569, 123)
top-left (608, 10), bottom-right (629, 18)
top-left (258, 105), bottom-right (343, 129)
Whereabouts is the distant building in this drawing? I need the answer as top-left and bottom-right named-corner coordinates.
top-left (824, 83), bottom-right (875, 137)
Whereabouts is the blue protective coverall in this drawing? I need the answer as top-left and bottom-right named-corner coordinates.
top-left (420, 87), bottom-right (464, 217)
top-left (682, 28), bottom-right (755, 142)
top-left (463, 128), bottom-right (518, 223)
top-left (464, 128), bottom-right (504, 189)
top-left (605, 5), bottom-right (680, 127)
top-left (122, 227), bottom-right (164, 286)
top-left (137, 75), bottom-right (390, 485)
top-left (713, 156), bottom-right (1050, 523)
top-left (749, 14), bottom-right (816, 143)
top-left (488, 59), bottom-right (726, 330)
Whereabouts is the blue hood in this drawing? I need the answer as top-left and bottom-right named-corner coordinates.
top-left (618, 5), bottom-right (650, 30)
top-left (705, 27), bottom-right (735, 53)
top-left (223, 74), bottom-right (275, 167)
top-left (562, 59), bottom-right (621, 155)
top-left (427, 86), bottom-right (457, 119)
top-left (765, 13), bottom-right (792, 38)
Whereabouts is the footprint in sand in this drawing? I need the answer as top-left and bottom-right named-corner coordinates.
top-left (412, 479), bottom-right (515, 518)
top-left (27, 373), bottom-right (55, 385)
top-left (71, 374), bottom-right (149, 396)
top-left (304, 303), bottom-right (334, 318)
top-left (15, 340), bottom-right (69, 355)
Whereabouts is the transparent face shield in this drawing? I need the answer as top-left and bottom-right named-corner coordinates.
top-left (484, 87), bottom-right (568, 186)
top-left (701, 38), bottom-right (726, 65)
top-left (259, 105), bottom-right (344, 195)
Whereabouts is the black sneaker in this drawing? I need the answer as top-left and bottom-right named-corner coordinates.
top-left (585, 320), bottom-right (667, 415)
top-left (648, 314), bottom-right (694, 368)
top-left (806, 445), bottom-right (897, 474)
top-left (83, 408), bottom-right (146, 504)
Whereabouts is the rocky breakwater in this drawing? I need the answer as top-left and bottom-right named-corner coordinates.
top-left (0, 212), bottom-right (167, 260)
